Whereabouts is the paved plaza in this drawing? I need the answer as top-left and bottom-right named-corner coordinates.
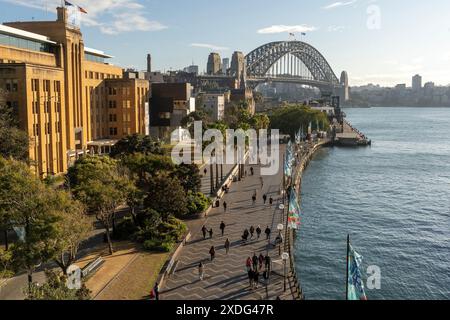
top-left (160, 148), bottom-right (299, 300)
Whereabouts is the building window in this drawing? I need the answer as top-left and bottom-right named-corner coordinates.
top-left (109, 127), bottom-right (117, 136)
top-left (54, 81), bottom-right (60, 93)
top-left (31, 79), bottom-right (39, 92)
top-left (109, 114), bottom-right (117, 122)
top-left (108, 100), bottom-right (117, 108)
top-left (108, 87), bottom-right (117, 95)
top-left (43, 80), bottom-right (50, 92)
top-left (44, 101), bottom-right (51, 113)
top-left (33, 123), bottom-right (40, 136)
top-left (32, 101), bottom-right (39, 114)
top-left (158, 112), bottom-right (171, 119)
top-left (45, 122), bottom-right (51, 135)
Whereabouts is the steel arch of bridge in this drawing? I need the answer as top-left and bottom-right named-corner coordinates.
top-left (245, 41), bottom-right (340, 89)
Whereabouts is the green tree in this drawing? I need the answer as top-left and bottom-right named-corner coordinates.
top-left (269, 104), bottom-right (329, 138)
top-left (26, 270), bottom-right (91, 300)
top-left (0, 95), bottom-right (29, 161)
top-left (0, 248), bottom-right (13, 280)
top-left (144, 173), bottom-right (188, 220)
top-left (110, 134), bottom-right (163, 158)
top-left (51, 192), bottom-right (92, 275)
top-left (0, 158), bottom-right (59, 291)
top-left (252, 114), bottom-right (270, 130)
top-left (120, 153), bottom-right (175, 190)
top-left (173, 163), bottom-right (202, 193)
top-left (67, 156), bottom-right (130, 255)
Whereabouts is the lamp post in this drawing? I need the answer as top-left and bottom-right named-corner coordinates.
top-left (277, 223), bottom-right (284, 256)
top-left (282, 252), bottom-right (290, 292)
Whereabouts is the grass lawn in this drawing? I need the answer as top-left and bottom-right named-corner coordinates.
top-left (95, 249), bottom-right (169, 300)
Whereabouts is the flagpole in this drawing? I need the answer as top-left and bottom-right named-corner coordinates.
top-left (346, 234), bottom-right (350, 301)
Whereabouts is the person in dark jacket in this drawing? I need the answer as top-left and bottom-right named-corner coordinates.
top-left (220, 221), bottom-right (226, 236)
top-left (252, 253), bottom-right (258, 271)
top-left (265, 226), bottom-right (271, 240)
top-left (209, 246), bottom-right (216, 261)
top-left (202, 225), bottom-right (207, 239)
top-left (256, 225), bottom-right (262, 239)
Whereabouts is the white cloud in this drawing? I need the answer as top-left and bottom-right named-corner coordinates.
top-left (327, 25), bottom-right (346, 32)
top-left (257, 25), bottom-right (317, 34)
top-left (190, 43), bottom-right (229, 51)
top-left (323, 1), bottom-right (357, 10)
top-left (2, 0), bottom-right (167, 35)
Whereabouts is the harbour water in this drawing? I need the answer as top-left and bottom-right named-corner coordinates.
top-left (294, 107), bottom-right (450, 300)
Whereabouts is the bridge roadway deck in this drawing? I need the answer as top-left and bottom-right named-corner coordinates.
top-left (160, 146), bottom-right (299, 300)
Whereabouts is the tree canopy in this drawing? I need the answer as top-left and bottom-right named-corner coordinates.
top-left (269, 104), bottom-right (329, 138)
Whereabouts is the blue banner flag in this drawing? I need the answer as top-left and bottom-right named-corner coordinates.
top-left (347, 244), bottom-right (367, 300)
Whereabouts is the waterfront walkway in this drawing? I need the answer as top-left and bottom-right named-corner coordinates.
top-left (160, 146), bottom-right (300, 300)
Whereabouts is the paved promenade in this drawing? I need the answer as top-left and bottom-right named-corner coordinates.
top-left (160, 147), bottom-right (299, 300)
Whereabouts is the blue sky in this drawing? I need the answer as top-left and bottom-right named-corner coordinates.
top-left (2, 0), bottom-right (450, 86)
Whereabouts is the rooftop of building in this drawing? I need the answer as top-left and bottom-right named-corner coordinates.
top-left (1, 17), bottom-right (112, 59)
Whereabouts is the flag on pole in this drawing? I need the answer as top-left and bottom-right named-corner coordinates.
top-left (301, 32), bottom-right (306, 36)
top-left (347, 244), bottom-right (368, 300)
top-left (65, 1), bottom-right (87, 14)
top-left (288, 188), bottom-right (301, 229)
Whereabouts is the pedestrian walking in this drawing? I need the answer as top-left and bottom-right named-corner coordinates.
top-left (225, 238), bottom-right (230, 254)
top-left (258, 253), bottom-right (264, 270)
top-left (150, 282), bottom-right (159, 300)
top-left (265, 226), bottom-right (271, 240)
top-left (220, 221), bottom-right (226, 236)
top-left (265, 254), bottom-right (271, 272)
top-left (209, 246), bottom-right (216, 261)
top-left (250, 167), bottom-right (254, 176)
top-left (249, 226), bottom-right (255, 239)
top-left (263, 194), bottom-right (267, 204)
top-left (252, 194), bottom-right (256, 205)
top-left (223, 201), bottom-right (227, 212)
top-left (256, 225), bottom-right (262, 239)
top-left (242, 229), bottom-right (249, 242)
top-left (209, 228), bottom-right (213, 239)
top-left (253, 270), bottom-right (260, 289)
top-left (269, 197), bottom-right (273, 207)
top-left (248, 269), bottom-right (254, 287)
top-left (198, 262), bottom-right (204, 280)
top-left (204, 168), bottom-right (207, 175)
top-left (246, 256), bottom-right (252, 272)
top-left (260, 176), bottom-right (264, 188)
top-left (202, 225), bottom-right (207, 239)
top-left (252, 253), bottom-right (258, 271)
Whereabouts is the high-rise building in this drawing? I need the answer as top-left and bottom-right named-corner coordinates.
top-left (147, 54), bottom-right (152, 73)
top-left (201, 93), bottom-right (225, 121)
top-left (222, 58), bottom-right (230, 74)
top-left (340, 71), bottom-right (349, 101)
top-left (230, 51), bottom-right (246, 87)
top-left (0, 7), bottom-right (149, 176)
top-left (412, 74), bottom-right (422, 92)
top-left (207, 53), bottom-right (222, 75)
top-left (149, 83), bottom-right (195, 140)
top-left (183, 65), bottom-right (199, 75)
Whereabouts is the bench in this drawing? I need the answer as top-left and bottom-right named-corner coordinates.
top-left (82, 257), bottom-right (105, 279)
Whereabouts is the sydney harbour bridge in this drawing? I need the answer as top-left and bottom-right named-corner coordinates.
top-left (198, 40), bottom-right (349, 101)
top-left (245, 41), bottom-right (348, 99)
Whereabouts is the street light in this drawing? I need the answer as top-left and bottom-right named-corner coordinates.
top-left (277, 224), bottom-right (284, 256)
top-left (282, 252), bottom-right (290, 292)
